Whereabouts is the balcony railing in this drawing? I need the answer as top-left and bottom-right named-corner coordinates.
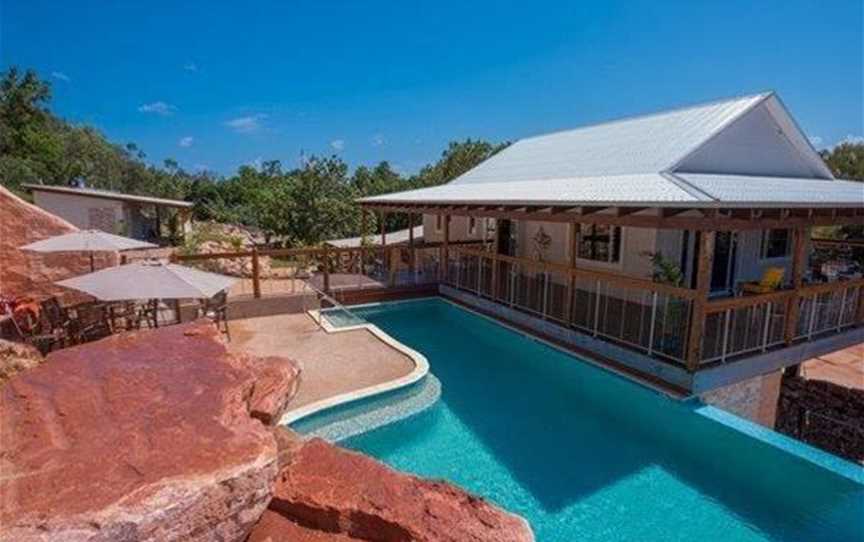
top-left (442, 246), bottom-right (864, 371)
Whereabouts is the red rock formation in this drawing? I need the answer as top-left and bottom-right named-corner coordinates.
top-left (0, 185), bottom-right (117, 303)
top-left (0, 321), bottom-right (299, 541)
top-left (0, 339), bottom-right (43, 384)
top-left (244, 355), bottom-right (302, 426)
top-left (253, 438), bottom-right (534, 542)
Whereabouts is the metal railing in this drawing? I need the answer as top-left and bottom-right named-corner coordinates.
top-left (176, 242), bottom-right (864, 371)
top-left (444, 246), bottom-right (695, 365)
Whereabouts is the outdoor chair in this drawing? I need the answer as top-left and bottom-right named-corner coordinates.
top-left (740, 267), bottom-right (785, 295)
top-left (108, 301), bottom-right (143, 332)
top-left (69, 302), bottom-right (112, 343)
top-left (22, 297), bottom-right (73, 353)
top-left (200, 290), bottom-right (230, 340)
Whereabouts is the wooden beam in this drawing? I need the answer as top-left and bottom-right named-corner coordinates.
top-left (359, 203), bottom-right (864, 230)
top-left (616, 207), bottom-right (647, 217)
top-left (686, 231), bottom-right (715, 371)
top-left (784, 227), bottom-right (808, 344)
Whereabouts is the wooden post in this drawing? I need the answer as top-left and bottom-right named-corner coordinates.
top-left (856, 284), bottom-right (864, 325)
top-left (686, 230), bottom-right (715, 371)
top-left (251, 248), bottom-right (261, 298)
top-left (491, 219), bottom-right (500, 299)
top-left (408, 214), bottom-right (416, 277)
top-left (440, 214), bottom-right (450, 281)
top-left (388, 247), bottom-right (397, 288)
top-left (380, 211), bottom-right (387, 246)
top-left (322, 245), bottom-right (331, 294)
top-left (785, 227), bottom-right (808, 342)
top-left (360, 209), bottom-right (367, 276)
top-left (564, 222), bottom-right (578, 325)
top-left (154, 205), bottom-right (162, 242)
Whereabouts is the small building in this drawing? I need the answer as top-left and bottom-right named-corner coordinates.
top-left (24, 184), bottom-right (193, 245)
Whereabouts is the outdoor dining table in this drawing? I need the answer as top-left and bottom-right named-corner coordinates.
top-left (54, 260), bottom-right (237, 328)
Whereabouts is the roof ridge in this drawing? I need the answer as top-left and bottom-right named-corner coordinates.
top-left (513, 91), bottom-right (774, 144)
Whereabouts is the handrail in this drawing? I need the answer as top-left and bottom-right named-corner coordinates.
top-left (703, 278), bottom-right (864, 314)
top-left (451, 245), bottom-right (697, 299)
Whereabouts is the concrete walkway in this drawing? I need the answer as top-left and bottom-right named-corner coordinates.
top-left (801, 342), bottom-right (864, 390)
top-left (228, 313), bottom-right (415, 412)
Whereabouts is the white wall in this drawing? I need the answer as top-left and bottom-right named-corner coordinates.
top-left (33, 192), bottom-right (126, 233)
top-left (422, 214), bottom-right (491, 243)
top-left (676, 103), bottom-right (822, 178)
top-left (512, 221), bottom-right (658, 279)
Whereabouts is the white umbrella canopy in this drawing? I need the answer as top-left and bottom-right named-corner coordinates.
top-left (55, 261), bottom-right (237, 301)
top-left (21, 230), bottom-right (157, 252)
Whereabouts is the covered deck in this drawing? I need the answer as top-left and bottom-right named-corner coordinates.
top-left (354, 200), bottom-right (864, 392)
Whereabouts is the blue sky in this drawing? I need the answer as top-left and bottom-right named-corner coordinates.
top-left (2, 0), bottom-right (862, 176)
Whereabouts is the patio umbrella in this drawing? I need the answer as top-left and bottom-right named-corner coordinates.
top-left (54, 260), bottom-right (237, 301)
top-left (20, 230), bottom-right (157, 271)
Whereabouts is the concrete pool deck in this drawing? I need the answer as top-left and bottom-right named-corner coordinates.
top-left (228, 312), bottom-right (418, 420)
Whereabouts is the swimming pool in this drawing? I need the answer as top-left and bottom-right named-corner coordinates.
top-left (304, 299), bottom-right (864, 541)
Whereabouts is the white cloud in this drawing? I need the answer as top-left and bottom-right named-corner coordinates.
top-left (51, 71), bottom-right (70, 82)
top-left (837, 134), bottom-right (864, 146)
top-left (371, 133), bottom-right (385, 147)
top-left (193, 163), bottom-right (209, 172)
top-left (245, 156), bottom-right (263, 170)
top-left (178, 136), bottom-right (194, 148)
top-left (138, 101), bottom-right (177, 116)
top-left (184, 61), bottom-right (198, 72)
top-left (330, 139), bottom-right (345, 152)
top-left (225, 114), bottom-right (267, 134)
top-left (808, 135), bottom-right (823, 148)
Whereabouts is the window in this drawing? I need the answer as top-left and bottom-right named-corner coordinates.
top-left (577, 225), bottom-right (621, 263)
top-left (435, 215), bottom-right (443, 233)
top-left (761, 229), bottom-right (791, 259)
top-left (468, 217), bottom-right (477, 235)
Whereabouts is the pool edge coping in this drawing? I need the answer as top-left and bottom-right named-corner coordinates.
top-left (277, 300), bottom-right (430, 425)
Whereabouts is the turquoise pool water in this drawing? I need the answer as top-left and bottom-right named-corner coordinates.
top-left (322, 299), bottom-right (864, 541)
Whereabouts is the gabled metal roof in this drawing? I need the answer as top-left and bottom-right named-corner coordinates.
top-left (24, 184), bottom-right (193, 208)
top-left (360, 92), bottom-right (860, 209)
top-left (451, 93), bottom-right (770, 184)
top-left (361, 174), bottom-right (864, 208)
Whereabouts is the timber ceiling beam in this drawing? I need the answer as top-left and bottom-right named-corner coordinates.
top-left (358, 203), bottom-right (864, 230)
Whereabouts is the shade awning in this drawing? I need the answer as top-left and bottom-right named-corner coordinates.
top-left (21, 230), bottom-right (157, 252)
top-left (55, 261), bottom-right (236, 301)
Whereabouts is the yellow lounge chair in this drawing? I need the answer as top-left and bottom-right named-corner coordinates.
top-left (740, 267), bottom-right (785, 295)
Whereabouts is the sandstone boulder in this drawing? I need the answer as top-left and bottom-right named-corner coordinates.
top-left (243, 355), bottom-right (302, 426)
top-left (256, 438), bottom-right (534, 542)
top-left (0, 339), bottom-right (43, 385)
top-left (0, 185), bottom-right (117, 303)
top-left (0, 321), bottom-right (294, 541)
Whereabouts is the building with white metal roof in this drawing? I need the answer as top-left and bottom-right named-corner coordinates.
top-left (361, 92), bottom-right (862, 208)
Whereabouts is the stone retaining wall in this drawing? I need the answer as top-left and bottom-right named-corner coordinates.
top-left (776, 375), bottom-right (864, 464)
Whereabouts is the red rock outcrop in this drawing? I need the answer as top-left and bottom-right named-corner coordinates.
top-left (244, 355), bottom-right (302, 425)
top-left (0, 339), bottom-right (43, 385)
top-left (0, 185), bottom-right (117, 303)
top-left (0, 321), bottom-right (299, 541)
top-left (252, 438), bottom-right (534, 542)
